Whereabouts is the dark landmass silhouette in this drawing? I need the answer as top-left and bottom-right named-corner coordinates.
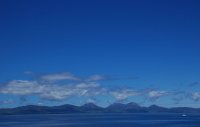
top-left (0, 102), bottom-right (200, 115)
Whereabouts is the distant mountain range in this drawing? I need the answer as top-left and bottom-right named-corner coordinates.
top-left (0, 102), bottom-right (200, 115)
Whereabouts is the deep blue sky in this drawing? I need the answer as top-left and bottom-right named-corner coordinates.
top-left (0, 0), bottom-right (200, 108)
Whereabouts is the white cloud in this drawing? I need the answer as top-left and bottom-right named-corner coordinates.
top-left (192, 92), bottom-right (200, 101)
top-left (86, 75), bottom-right (106, 81)
top-left (0, 72), bottom-right (192, 104)
top-left (110, 89), bottom-right (139, 101)
top-left (76, 82), bottom-right (99, 88)
top-left (40, 72), bottom-right (80, 81)
top-left (0, 79), bottom-right (103, 101)
top-left (0, 80), bottom-right (43, 95)
top-left (148, 90), bottom-right (168, 100)
top-left (86, 98), bottom-right (97, 104)
top-left (0, 78), bottom-right (168, 103)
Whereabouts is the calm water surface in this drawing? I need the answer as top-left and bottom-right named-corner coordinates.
top-left (0, 113), bottom-right (200, 127)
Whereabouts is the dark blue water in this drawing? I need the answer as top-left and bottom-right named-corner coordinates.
top-left (0, 113), bottom-right (200, 127)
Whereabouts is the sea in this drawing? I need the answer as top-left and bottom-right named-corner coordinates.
top-left (0, 113), bottom-right (200, 127)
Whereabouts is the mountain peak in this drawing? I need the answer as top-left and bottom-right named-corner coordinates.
top-left (148, 104), bottom-right (168, 112)
top-left (82, 103), bottom-right (97, 107)
top-left (80, 103), bottom-right (102, 110)
top-left (149, 104), bottom-right (163, 108)
top-left (0, 103), bottom-right (200, 115)
top-left (109, 103), bottom-right (126, 107)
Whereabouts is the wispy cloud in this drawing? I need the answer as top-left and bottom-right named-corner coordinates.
top-left (110, 89), bottom-right (140, 102)
top-left (192, 92), bottom-right (200, 101)
top-left (0, 72), bottom-right (199, 105)
top-left (0, 80), bottom-right (42, 95)
top-left (39, 72), bottom-right (80, 82)
top-left (86, 75), bottom-right (138, 82)
top-left (76, 82), bottom-right (100, 88)
top-left (86, 75), bottom-right (107, 81)
top-left (0, 78), bottom-right (103, 101)
top-left (148, 90), bottom-right (169, 101)
top-left (86, 98), bottom-right (97, 104)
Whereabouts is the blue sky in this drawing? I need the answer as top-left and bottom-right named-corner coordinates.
top-left (0, 0), bottom-right (200, 108)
